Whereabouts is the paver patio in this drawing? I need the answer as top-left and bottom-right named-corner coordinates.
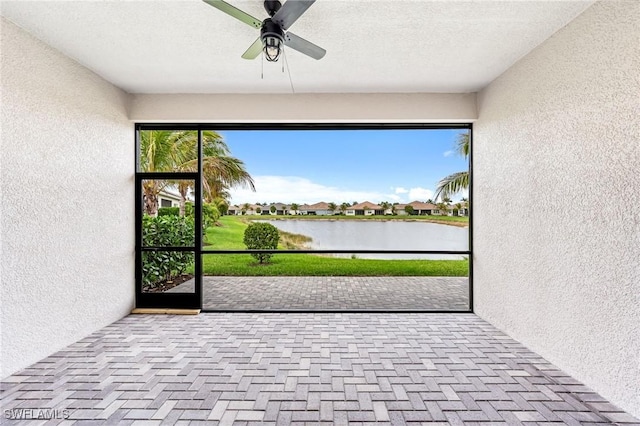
top-left (2, 313), bottom-right (638, 425)
top-left (167, 276), bottom-right (469, 311)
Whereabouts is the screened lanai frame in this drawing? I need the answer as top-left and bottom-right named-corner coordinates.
top-left (135, 123), bottom-right (473, 313)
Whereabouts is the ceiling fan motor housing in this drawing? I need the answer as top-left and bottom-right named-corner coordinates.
top-left (263, 0), bottom-right (282, 17)
top-left (261, 18), bottom-right (284, 40)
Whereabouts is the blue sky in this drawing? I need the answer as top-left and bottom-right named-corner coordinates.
top-left (220, 128), bottom-right (469, 205)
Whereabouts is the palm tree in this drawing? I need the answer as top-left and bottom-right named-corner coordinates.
top-left (327, 202), bottom-right (337, 215)
top-left (139, 130), bottom-right (185, 216)
top-left (203, 181), bottom-right (230, 204)
top-left (460, 197), bottom-right (469, 216)
top-left (290, 203), bottom-right (299, 215)
top-left (175, 131), bottom-right (254, 216)
top-left (435, 133), bottom-right (469, 201)
top-left (213, 197), bottom-right (229, 215)
top-left (426, 198), bottom-right (434, 204)
top-left (379, 201), bottom-right (391, 215)
top-left (339, 202), bottom-right (349, 215)
top-left (139, 130), bottom-right (255, 216)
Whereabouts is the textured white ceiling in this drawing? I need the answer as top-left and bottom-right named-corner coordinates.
top-left (1, 0), bottom-right (594, 94)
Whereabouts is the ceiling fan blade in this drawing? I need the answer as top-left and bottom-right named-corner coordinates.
top-left (241, 38), bottom-right (263, 59)
top-left (202, 0), bottom-right (262, 28)
top-left (272, 0), bottom-right (315, 30)
top-left (284, 32), bottom-right (326, 60)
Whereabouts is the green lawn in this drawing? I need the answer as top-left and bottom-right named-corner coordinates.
top-left (201, 216), bottom-right (468, 276)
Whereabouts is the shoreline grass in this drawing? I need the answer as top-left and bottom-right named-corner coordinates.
top-left (201, 216), bottom-right (468, 276)
top-left (278, 229), bottom-right (313, 249)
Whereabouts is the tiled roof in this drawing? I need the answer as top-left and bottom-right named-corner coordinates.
top-left (348, 201), bottom-right (383, 210)
top-left (301, 202), bottom-right (330, 210)
top-left (408, 201), bottom-right (438, 210)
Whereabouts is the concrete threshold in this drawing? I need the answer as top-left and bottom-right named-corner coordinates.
top-left (131, 308), bottom-right (200, 315)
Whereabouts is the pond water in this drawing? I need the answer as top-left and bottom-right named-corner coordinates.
top-left (261, 219), bottom-right (468, 260)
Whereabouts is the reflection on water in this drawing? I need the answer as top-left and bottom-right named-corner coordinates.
top-left (261, 219), bottom-right (468, 260)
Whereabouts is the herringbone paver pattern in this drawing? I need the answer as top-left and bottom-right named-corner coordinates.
top-left (167, 277), bottom-right (469, 310)
top-left (1, 314), bottom-right (638, 425)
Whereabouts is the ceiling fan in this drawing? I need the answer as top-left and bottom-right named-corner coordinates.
top-left (202, 0), bottom-right (326, 62)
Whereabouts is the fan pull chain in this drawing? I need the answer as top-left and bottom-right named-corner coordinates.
top-left (283, 49), bottom-right (295, 93)
top-left (261, 52), bottom-right (264, 80)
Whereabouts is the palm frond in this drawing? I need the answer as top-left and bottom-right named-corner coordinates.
top-left (434, 171), bottom-right (469, 201)
top-left (138, 130), bottom-right (254, 214)
top-left (456, 133), bottom-right (470, 158)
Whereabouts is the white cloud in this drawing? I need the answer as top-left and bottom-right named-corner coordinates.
top-left (394, 187), bottom-right (409, 194)
top-left (229, 176), bottom-right (402, 205)
top-left (443, 150), bottom-right (455, 157)
top-left (456, 189), bottom-right (469, 201)
top-left (408, 187), bottom-right (434, 201)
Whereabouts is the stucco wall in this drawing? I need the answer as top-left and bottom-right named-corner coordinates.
top-left (474, 0), bottom-right (639, 417)
top-left (0, 19), bottom-right (134, 378)
top-left (129, 92), bottom-right (477, 123)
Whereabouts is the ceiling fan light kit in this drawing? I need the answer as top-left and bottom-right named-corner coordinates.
top-left (261, 18), bottom-right (284, 62)
top-left (203, 0), bottom-right (326, 62)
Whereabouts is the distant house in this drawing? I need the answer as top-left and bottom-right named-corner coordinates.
top-left (227, 204), bottom-right (258, 215)
top-left (267, 203), bottom-right (288, 215)
top-left (249, 204), bottom-right (263, 215)
top-left (395, 203), bottom-right (413, 215)
top-left (226, 200), bottom-right (468, 217)
top-left (413, 201), bottom-right (439, 215)
top-left (158, 188), bottom-right (181, 208)
top-left (346, 201), bottom-right (384, 216)
top-left (396, 201), bottom-right (439, 215)
top-left (300, 202), bottom-right (332, 216)
top-left (448, 203), bottom-right (469, 217)
top-left (288, 206), bottom-right (300, 215)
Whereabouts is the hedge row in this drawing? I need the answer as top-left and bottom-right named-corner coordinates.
top-left (142, 215), bottom-right (195, 287)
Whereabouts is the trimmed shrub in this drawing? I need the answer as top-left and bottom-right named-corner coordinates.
top-left (202, 203), bottom-right (220, 229)
top-left (158, 206), bottom-right (179, 216)
top-left (142, 215), bottom-right (195, 287)
top-left (243, 222), bottom-right (279, 264)
top-left (185, 201), bottom-right (220, 230)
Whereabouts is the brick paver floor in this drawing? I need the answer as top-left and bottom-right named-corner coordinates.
top-left (167, 277), bottom-right (469, 311)
top-left (2, 314), bottom-right (638, 425)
